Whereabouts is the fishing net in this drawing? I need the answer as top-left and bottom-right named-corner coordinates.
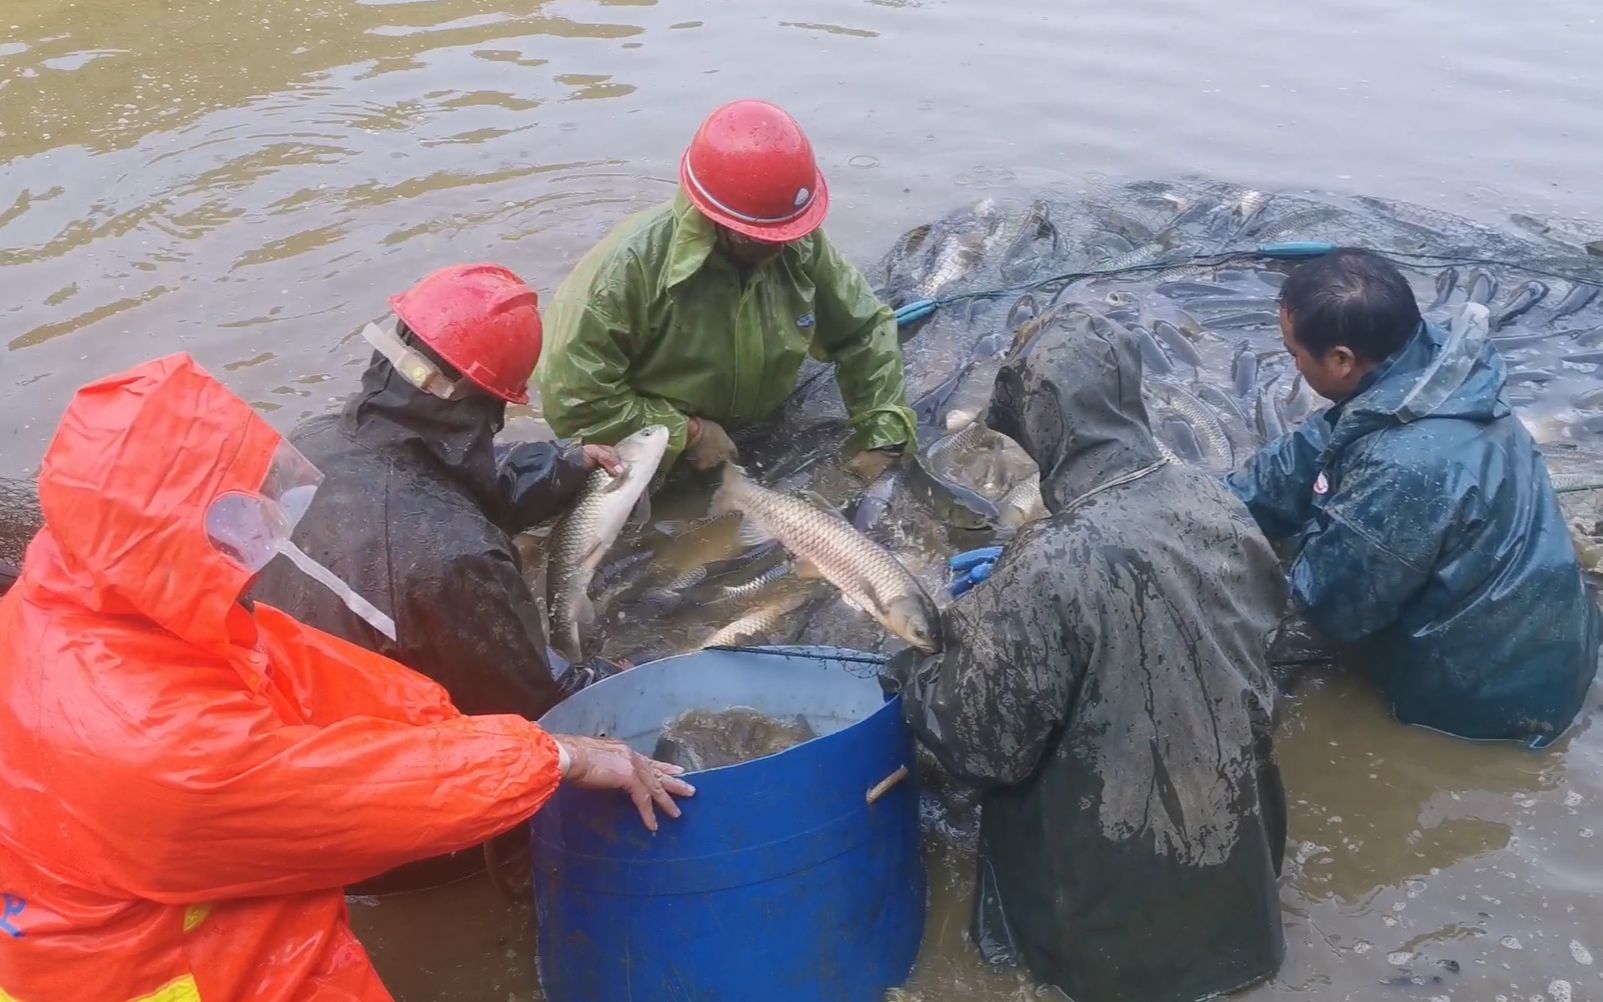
top-left (0, 477), bottom-right (41, 572)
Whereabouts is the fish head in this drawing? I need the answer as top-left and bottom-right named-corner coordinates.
top-left (613, 424), bottom-right (671, 470)
top-left (884, 591), bottom-right (943, 654)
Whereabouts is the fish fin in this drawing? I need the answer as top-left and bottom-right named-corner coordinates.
top-left (736, 515), bottom-right (776, 547)
top-left (626, 492), bottom-right (651, 529)
top-left (840, 593), bottom-right (865, 613)
top-left (709, 463), bottom-right (744, 518)
top-left (799, 489), bottom-right (839, 514)
top-left (795, 557), bottom-right (823, 580)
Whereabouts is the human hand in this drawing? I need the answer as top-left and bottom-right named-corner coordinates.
top-left (553, 735), bottom-right (696, 831)
top-left (949, 546), bottom-right (1003, 598)
top-left (581, 444), bottom-right (625, 477)
top-left (845, 446), bottom-right (902, 481)
top-left (684, 417), bottom-right (739, 472)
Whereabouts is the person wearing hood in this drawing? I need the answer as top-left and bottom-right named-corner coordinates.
top-left (252, 263), bottom-right (619, 725)
top-left (0, 353), bottom-right (692, 1002)
top-left (536, 99), bottom-right (918, 478)
top-left (1228, 248), bottom-right (1600, 747)
top-left (886, 310), bottom-right (1289, 1002)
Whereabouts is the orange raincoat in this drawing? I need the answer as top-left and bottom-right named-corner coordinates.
top-left (0, 355), bottom-right (563, 1002)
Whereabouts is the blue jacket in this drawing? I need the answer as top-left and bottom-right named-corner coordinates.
top-left (1229, 314), bottom-right (1599, 746)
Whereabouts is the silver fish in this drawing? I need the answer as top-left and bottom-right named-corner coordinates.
top-left (1160, 416), bottom-right (1204, 463)
top-left (926, 417), bottom-right (988, 461)
top-left (1550, 282), bottom-right (1601, 321)
top-left (1137, 325), bottom-right (1175, 376)
top-left (1249, 206), bottom-right (1339, 242)
top-left (1466, 269), bottom-right (1497, 306)
top-left (919, 230), bottom-right (985, 299)
top-left (712, 466), bottom-right (942, 653)
top-left (701, 591), bottom-right (811, 648)
top-left (1196, 383), bottom-right (1253, 429)
top-left (1098, 241), bottom-right (1171, 273)
top-left (546, 425), bottom-right (670, 661)
top-left (1255, 378), bottom-right (1286, 442)
top-left (716, 562), bottom-right (794, 601)
top-left (1491, 280), bottom-right (1549, 329)
top-left (1232, 345), bottom-right (1259, 397)
top-left (1428, 267), bottom-right (1459, 310)
top-left (1151, 319), bottom-right (1202, 367)
top-left (1147, 380), bottom-right (1233, 467)
top-left (998, 474), bottom-right (1046, 528)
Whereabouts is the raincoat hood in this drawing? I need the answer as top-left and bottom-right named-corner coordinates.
top-left (35, 353), bottom-right (280, 653)
top-left (1331, 310), bottom-right (1508, 450)
top-left (346, 349), bottom-right (507, 512)
top-left (987, 309), bottom-right (1161, 510)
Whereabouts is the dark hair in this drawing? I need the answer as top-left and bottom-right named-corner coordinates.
top-left (1278, 248), bottom-right (1421, 363)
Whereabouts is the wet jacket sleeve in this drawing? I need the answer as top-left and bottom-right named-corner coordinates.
top-left (538, 252), bottom-right (694, 466)
top-left (403, 550), bottom-right (564, 719)
top-left (494, 440), bottom-right (591, 533)
top-left (76, 702), bottom-right (563, 902)
top-left (1227, 412), bottom-right (1332, 540)
top-left (807, 234), bottom-right (919, 451)
top-left (1288, 440), bottom-right (1456, 645)
top-left (889, 548), bottom-right (1082, 786)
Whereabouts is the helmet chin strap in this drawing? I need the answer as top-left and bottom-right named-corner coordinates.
top-left (361, 322), bottom-right (474, 402)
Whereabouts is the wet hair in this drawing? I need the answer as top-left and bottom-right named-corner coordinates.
top-left (1278, 248), bottom-right (1421, 363)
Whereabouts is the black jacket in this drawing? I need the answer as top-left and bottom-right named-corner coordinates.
top-left (251, 353), bottom-right (589, 719)
top-left (890, 310), bottom-right (1289, 1002)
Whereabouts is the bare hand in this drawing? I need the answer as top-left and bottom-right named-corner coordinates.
top-left (846, 447), bottom-right (902, 481)
top-left (554, 735), bottom-right (696, 831)
top-left (684, 417), bottom-right (739, 472)
top-left (581, 444), bottom-right (625, 477)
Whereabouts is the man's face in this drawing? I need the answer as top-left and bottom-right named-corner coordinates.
top-left (716, 226), bottom-right (788, 267)
top-left (1280, 304), bottom-right (1366, 402)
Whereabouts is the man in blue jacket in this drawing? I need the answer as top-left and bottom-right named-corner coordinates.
top-left (1229, 248), bottom-right (1599, 747)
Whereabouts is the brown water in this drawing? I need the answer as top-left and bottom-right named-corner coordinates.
top-left (7, 0), bottom-right (1603, 999)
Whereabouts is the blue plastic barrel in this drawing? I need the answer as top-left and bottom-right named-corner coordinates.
top-left (532, 645), bottom-right (925, 1002)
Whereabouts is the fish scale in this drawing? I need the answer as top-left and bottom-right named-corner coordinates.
top-left (713, 465), bottom-right (942, 653)
top-left (546, 425), bottom-right (669, 662)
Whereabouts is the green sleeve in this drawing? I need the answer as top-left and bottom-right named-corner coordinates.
top-left (537, 255), bottom-right (693, 467)
top-left (807, 234), bottom-right (919, 451)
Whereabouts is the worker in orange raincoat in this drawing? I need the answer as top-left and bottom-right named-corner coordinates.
top-left (0, 353), bottom-right (693, 1002)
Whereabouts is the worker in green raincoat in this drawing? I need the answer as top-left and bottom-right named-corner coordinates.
top-left (536, 100), bottom-right (918, 475)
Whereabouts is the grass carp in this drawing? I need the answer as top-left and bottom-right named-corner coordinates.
top-left (546, 425), bottom-right (669, 662)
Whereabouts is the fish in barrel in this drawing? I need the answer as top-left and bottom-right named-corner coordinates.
top-left (546, 425), bottom-right (670, 662)
top-left (712, 465), bottom-right (944, 653)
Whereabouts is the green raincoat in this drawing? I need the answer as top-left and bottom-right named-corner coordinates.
top-left (537, 195), bottom-right (918, 468)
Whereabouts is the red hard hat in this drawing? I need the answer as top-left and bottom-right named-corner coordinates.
top-left (680, 100), bottom-right (830, 244)
top-left (388, 263), bottom-right (541, 404)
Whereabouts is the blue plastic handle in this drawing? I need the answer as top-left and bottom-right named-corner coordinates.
top-left (1256, 242), bottom-right (1337, 259)
top-left (895, 299), bottom-right (939, 327)
top-left (950, 546), bottom-right (1004, 572)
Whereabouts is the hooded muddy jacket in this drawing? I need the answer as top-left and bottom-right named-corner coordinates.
top-left (1229, 313), bottom-right (1600, 746)
top-left (888, 311), bottom-right (1289, 1002)
top-left (251, 352), bottom-right (589, 721)
top-left (0, 354), bottom-right (563, 1002)
top-left (536, 194), bottom-right (918, 469)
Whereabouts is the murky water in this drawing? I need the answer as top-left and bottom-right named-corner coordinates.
top-left (6, 0), bottom-right (1603, 999)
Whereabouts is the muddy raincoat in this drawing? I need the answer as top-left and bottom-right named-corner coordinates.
top-left (1229, 318), bottom-right (1600, 746)
top-left (251, 350), bottom-right (586, 721)
top-left (537, 194), bottom-right (918, 469)
top-left (888, 311), bottom-right (1288, 1002)
top-left (0, 355), bottom-right (563, 1002)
